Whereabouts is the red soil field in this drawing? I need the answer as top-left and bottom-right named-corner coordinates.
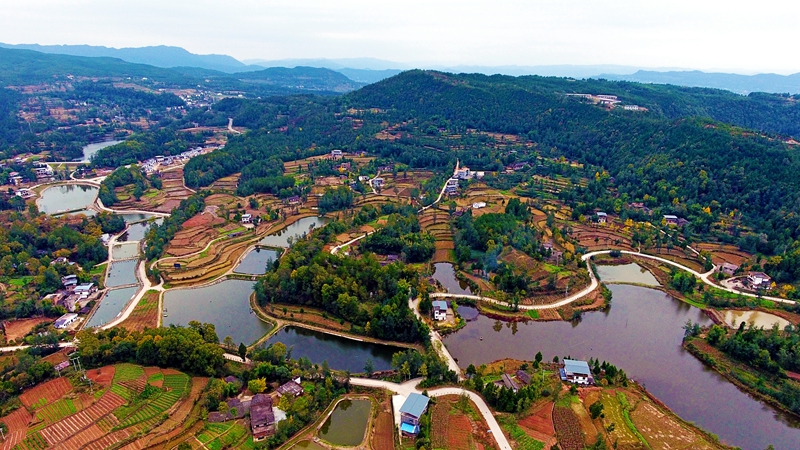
top-left (19, 377), bottom-right (72, 408)
top-left (87, 366), bottom-right (115, 386)
top-left (40, 391), bottom-right (126, 446)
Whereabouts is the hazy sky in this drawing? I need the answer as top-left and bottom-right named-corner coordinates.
top-left (1, 0), bottom-right (797, 74)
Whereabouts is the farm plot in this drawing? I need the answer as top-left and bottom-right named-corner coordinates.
top-left (114, 363), bottom-right (145, 384)
top-left (553, 406), bottom-right (584, 450)
top-left (0, 408), bottom-right (33, 450)
top-left (631, 401), bottom-right (717, 450)
top-left (518, 401), bottom-right (556, 448)
top-left (19, 377), bottom-right (72, 409)
top-left (34, 398), bottom-right (79, 425)
top-left (598, 392), bottom-right (643, 449)
top-left (39, 391), bottom-right (126, 445)
top-left (120, 290), bottom-right (161, 332)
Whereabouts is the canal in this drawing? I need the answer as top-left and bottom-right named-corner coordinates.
top-left (443, 283), bottom-right (800, 449)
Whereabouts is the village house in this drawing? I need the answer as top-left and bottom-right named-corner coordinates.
top-left (372, 177), bottom-right (384, 188)
top-left (61, 274), bottom-right (78, 288)
top-left (241, 214), bottom-right (252, 224)
top-left (507, 162), bottom-right (528, 172)
top-left (15, 188), bottom-right (35, 199)
top-left (432, 300), bottom-right (448, 321)
top-left (663, 215), bottom-right (679, 226)
top-left (560, 359), bottom-right (593, 385)
top-left (596, 212), bottom-right (608, 224)
top-left (399, 393), bottom-right (430, 437)
top-left (358, 175), bottom-right (370, 182)
top-left (336, 162), bottom-right (351, 172)
top-left (720, 262), bottom-right (739, 276)
top-left (74, 283), bottom-right (97, 296)
top-left (250, 394), bottom-right (276, 440)
top-left (54, 313), bottom-right (78, 329)
top-left (455, 166), bottom-right (472, 180)
top-left (284, 195), bottom-right (302, 206)
top-left (516, 370), bottom-right (532, 386)
top-left (473, 202), bottom-right (486, 209)
top-left (330, 149), bottom-right (343, 160)
top-left (501, 373), bottom-right (520, 392)
top-left (276, 378), bottom-right (304, 398)
top-left (747, 272), bottom-right (772, 289)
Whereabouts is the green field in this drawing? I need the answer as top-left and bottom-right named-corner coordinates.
top-left (499, 416), bottom-right (545, 450)
top-left (113, 363), bottom-right (145, 383)
top-left (35, 398), bottom-right (77, 424)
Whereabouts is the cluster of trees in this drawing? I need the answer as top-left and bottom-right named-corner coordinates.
top-left (360, 213), bottom-right (435, 263)
top-left (91, 128), bottom-right (205, 168)
top-left (317, 186), bottom-right (354, 213)
top-left (669, 270), bottom-right (698, 294)
top-left (235, 158), bottom-right (298, 198)
top-left (144, 192), bottom-right (207, 260)
top-left (75, 322), bottom-right (227, 376)
top-left (98, 165), bottom-right (154, 205)
top-left (703, 323), bottom-right (800, 414)
top-left (0, 350), bottom-right (57, 413)
top-left (389, 349), bottom-right (458, 387)
top-left (254, 234), bottom-right (429, 344)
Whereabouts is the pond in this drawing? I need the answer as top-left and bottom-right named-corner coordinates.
top-left (723, 309), bottom-right (792, 330)
top-left (85, 286), bottom-right (138, 328)
top-left (76, 140), bottom-right (123, 163)
top-left (55, 209), bottom-right (96, 218)
top-left (162, 279), bottom-right (273, 346)
top-left (111, 242), bottom-right (140, 260)
top-left (119, 219), bottom-right (163, 242)
top-left (38, 184), bottom-right (98, 215)
top-left (595, 263), bottom-right (660, 286)
top-left (234, 248), bottom-right (281, 275)
top-left (119, 212), bottom-right (156, 223)
top-left (318, 398), bottom-right (371, 447)
top-left (105, 260), bottom-right (139, 287)
top-left (444, 285), bottom-right (800, 450)
top-left (431, 262), bottom-right (473, 296)
top-left (258, 216), bottom-right (330, 248)
top-left (262, 326), bottom-right (400, 373)
top-left (290, 441), bottom-right (326, 450)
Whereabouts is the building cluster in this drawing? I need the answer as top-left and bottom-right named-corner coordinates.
top-left (51, 274), bottom-right (99, 313)
top-left (141, 147), bottom-right (211, 174)
top-left (565, 93), bottom-right (647, 111)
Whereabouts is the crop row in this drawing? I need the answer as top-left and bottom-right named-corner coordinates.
top-left (505, 422), bottom-right (545, 450)
top-left (13, 431), bottom-right (48, 450)
top-left (115, 390), bottom-right (182, 430)
top-left (35, 398), bottom-right (77, 424)
top-left (113, 363), bottom-right (145, 383)
top-left (110, 384), bottom-right (136, 402)
top-left (553, 406), bottom-right (584, 450)
top-left (206, 423), bottom-right (248, 450)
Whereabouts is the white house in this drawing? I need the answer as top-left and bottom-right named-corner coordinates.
top-left (561, 359), bottom-right (593, 385)
top-left (432, 300), bottom-right (448, 321)
top-left (747, 272), bottom-right (772, 289)
top-left (472, 202), bottom-right (486, 209)
top-left (596, 212), bottom-right (608, 224)
top-left (455, 166), bottom-right (472, 179)
top-left (372, 177), bottom-right (384, 188)
top-left (241, 214), bottom-right (252, 224)
top-left (54, 313), bottom-right (79, 329)
top-left (330, 149), bottom-right (343, 159)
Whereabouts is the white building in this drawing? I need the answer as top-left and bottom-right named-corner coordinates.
top-left (54, 313), bottom-right (79, 329)
top-left (472, 202), bottom-right (486, 209)
top-left (432, 300), bottom-right (448, 321)
top-left (241, 214), bottom-right (252, 224)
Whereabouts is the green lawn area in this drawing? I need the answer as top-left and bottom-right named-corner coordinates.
top-left (143, 190), bottom-right (160, 198)
top-left (7, 276), bottom-right (34, 287)
top-left (527, 310), bottom-right (539, 319)
top-left (89, 263), bottom-right (108, 276)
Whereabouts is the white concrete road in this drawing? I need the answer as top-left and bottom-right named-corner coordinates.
top-left (349, 377), bottom-right (512, 450)
top-left (408, 298), bottom-right (463, 380)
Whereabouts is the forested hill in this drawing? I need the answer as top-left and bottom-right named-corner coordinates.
top-left (346, 70), bottom-right (800, 257)
top-left (349, 70), bottom-right (800, 138)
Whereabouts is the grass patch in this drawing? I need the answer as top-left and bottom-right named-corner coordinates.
top-left (527, 310), bottom-right (540, 319)
top-left (89, 262), bottom-right (108, 276)
top-left (7, 276), bottom-right (34, 287)
top-left (113, 363), bottom-right (145, 383)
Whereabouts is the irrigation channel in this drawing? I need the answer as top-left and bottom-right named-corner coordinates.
top-left (441, 262), bottom-right (800, 450)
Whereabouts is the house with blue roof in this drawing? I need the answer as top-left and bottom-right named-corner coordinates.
top-left (399, 393), bottom-right (430, 437)
top-left (559, 359), bottom-right (594, 385)
top-left (432, 300), bottom-right (448, 321)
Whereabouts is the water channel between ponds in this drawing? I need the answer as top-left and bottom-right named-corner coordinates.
top-left (85, 286), bottom-right (139, 328)
top-left (443, 283), bottom-right (800, 450)
top-left (234, 248), bottom-right (281, 275)
top-left (105, 259), bottom-right (139, 288)
top-left (119, 219), bottom-right (163, 242)
top-left (76, 140), bottom-right (123, 163)
top-left (258, 216), bottom-right (330, 248)
top-left (317, 398), bottom-right (371, 447)
top-left (162, 279), bottom-right (273, 346)
top-left (38, 184), bottom-right (98, 215)
top-left (431, 262), bottom-right (473, 295)
top-left (263, 327), bottom-right (399, 373)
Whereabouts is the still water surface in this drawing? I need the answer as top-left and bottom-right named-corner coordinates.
top-left (318, 399), bottom-right (371, 446)
top-left (595, 263), bottom-right (660, 286)
top-left (162, 280), bottom-right (273, 345)
top-left (105, 260), bottom-right (139, 287)
top-left (263, 326), bottom-right (400, 373)
top-left (258, 216), bottom-right (330, 248)
top-left (444, 284), bottom-right (800, 449)
top-left (431, 262), bottom-right (473, 295)
top-left (77, 140), bottom-right (123, 163)
top-left (234, 248), bottom-right (281, 275)
top-left (38, 185), bottom-right (98, 215)
top-left (85, 286), bottom-right (138, 328)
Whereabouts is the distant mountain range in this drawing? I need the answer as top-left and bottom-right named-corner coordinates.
top-left (2, 42), bottom-right (800, 94)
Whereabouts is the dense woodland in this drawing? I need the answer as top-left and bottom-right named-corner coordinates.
top-left (360, 212), bottom-right (435, 263)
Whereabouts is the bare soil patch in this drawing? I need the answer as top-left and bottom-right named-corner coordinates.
top-left (3, 317), bottom-right (53, 342)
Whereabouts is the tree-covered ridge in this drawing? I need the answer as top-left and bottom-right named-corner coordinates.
top-left (98, 165), bottom-right (156, 206)
top-left (255, 232), bottom-right (429, 344)
top-left (360, 212), bottom-right (435, 263)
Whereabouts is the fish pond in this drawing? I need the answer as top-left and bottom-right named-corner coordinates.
top-left (105, 260), bottom-right (139, 287)
top-left (258, 216), bottom-right (330, 248)
top-left (318, 398), bottom-right (371, 447)
top-left (723, 309), bottom-right (791, 330)
top-left (85, 286), bottom-right (139, 328)
top-left (119, 218), bottom-right (163, 242)
top-left (595, 262), bottom-right (660, 286)
top-left (431, 263), bottom-right (473, 295)
top-left (162, 279), bottom-right (273, 346)
top-left (38, 184), bottom-right (98, 215)
top-left (111, 242), bottom-right (140, 260)
top-left (234, 247), bottom-right (281, 275)
top-left (443, 283), bottom-right (800, 450)
top-left (262, 326), bottom-right (400, 373)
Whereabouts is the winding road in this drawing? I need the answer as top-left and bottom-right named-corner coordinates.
top-left (349, 377), bottom-right (512, 450)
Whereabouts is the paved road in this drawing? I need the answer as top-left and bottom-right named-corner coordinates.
top-left (349, 377), bottom-right (512, 450)
top-left (408, 298), bottom-right (463, 379)
top-left (227, 118), bottom-right (242, 134)
top-left (100, 259), bottom-right (163, 330)
top-left (0, 342), bottom-right (75, 353)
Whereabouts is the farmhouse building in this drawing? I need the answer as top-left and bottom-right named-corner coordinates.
top-left (501, 373), bottom-right (520, 392)
top-left (516, 370), bottom-right (532, 385)
top-left (560, 359), bottom-right (593, 385)
top-left (276, 378), bottom-right (304, 398)
top-left (250, 394), bottom-right (276, 440)
top-left (596, 212), bottom-right (608, 224)
top-left (54, 313), bottom-right (78, 329)
top-left (241, 214), bottom-right (252, 224)
top-left (399, 393), bottom-right (430, 437)
top-left (720, 262), bottom-right (739, 276)
top-left (747, 272), bottom-right (772, 289)
top-left (432, 300), bottom-right (448, 321)
top-left (473, 202), bottom-right (486, 209)
top-left (330, 149), bottom-right (343, 159)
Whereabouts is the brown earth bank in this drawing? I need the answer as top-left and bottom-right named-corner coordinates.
top-left (3, 317), bottom-right (53, 342)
